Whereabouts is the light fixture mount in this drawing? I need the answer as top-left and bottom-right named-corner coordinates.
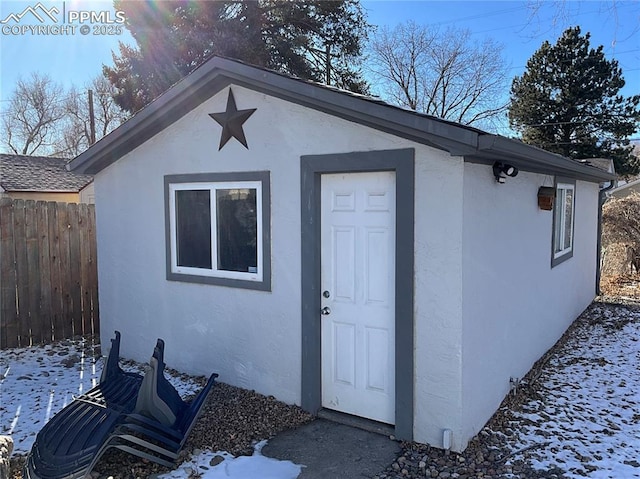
top-left (493, 161), bottom-right (519, 183)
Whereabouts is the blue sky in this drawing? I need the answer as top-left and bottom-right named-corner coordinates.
top-left (0, 0), bottom-right (638, 136)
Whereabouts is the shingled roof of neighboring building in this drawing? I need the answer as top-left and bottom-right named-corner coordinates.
top-left (580, 158), bottom-right (615, 174)
top-left (0, 154), bottom-right (93, 192)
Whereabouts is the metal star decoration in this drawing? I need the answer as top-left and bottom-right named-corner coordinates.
top-left (209, 89), bottom-right (257, 150)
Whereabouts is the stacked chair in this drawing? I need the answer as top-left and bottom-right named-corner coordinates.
top-left (24, 332), bottom-right (218, 479)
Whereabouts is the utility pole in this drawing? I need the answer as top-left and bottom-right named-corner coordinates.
top-left (88, 89), bottom-right (96, 145)
top-left (325, 43), bottom-right (331, 85)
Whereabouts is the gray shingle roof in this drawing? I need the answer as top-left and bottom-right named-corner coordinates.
top-left (0, 154), bottom-right (93, 192)
top-left (580, 158), bottom-right (615, 174)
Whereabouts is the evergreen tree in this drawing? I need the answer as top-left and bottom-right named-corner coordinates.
top-left (508, 26), bottom-right (640, 176)
top-left (105, 0), bottom-right (370, 114)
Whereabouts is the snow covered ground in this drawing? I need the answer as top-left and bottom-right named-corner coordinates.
top-left (496, 301), bottom-right (640, 479)
top-left (0, 337), bottom-right (301, 479)
top-left (1, 300), bottom-right (639, 478)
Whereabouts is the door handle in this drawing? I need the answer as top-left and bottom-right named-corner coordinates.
top-left (320, 306), bottom-right (331, 315)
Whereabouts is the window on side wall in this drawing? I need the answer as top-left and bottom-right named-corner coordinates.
top-left (165, 171), bottom-right (270, 291)
top-left (551, 179), bottom-right (575, 267)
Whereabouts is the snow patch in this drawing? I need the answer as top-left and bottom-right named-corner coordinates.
top-left (159, 441), bottom-right (303, 479)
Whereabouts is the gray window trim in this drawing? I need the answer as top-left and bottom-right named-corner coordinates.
top-left (551, 176), bottom-right (576, 268)
top-left (164, 171), bottom-right (271, 291)
top-left (300, 148), bottom-right (415, 441)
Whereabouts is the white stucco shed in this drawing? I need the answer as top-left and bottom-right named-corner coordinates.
top-left (68, 57), bottom-right (615, 452)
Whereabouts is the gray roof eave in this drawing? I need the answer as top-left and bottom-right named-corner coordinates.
top-left (68, 57), bottom-right (480, 174)
top-left (472, 134), bottom-right (616, 183)
top-left (609, 177), bottom-right (640, 194)
top-left (67, 57), bottom-right (615, 185)
top-left (67, 65), bottom-right (229, 175)
top-left (185, 58), bottom-right (483, 155)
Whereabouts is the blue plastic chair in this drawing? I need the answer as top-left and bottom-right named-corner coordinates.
top-left (87, 339), bottom-right (218, 468)
top-left (24, 332), bottom-right (217, 478)
top-left (24, 331), bottom-right (143, 479)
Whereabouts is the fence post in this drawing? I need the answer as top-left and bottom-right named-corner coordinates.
top-left (67, 203), bottom-right (82, 336)
top-left (13, 200), bottom-right (30, 347)
top-left (88, 205), bottom-right (99, 335)
top-left (48, 202), bottom-right (64, 340)
top-left (0, 198), bottom-right (18, 348)
top-left (25, 200), bottom-right (42, 344)
top-left (37, 201), bottom-right (53, 343)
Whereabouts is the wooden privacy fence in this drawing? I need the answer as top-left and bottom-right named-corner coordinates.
top-left (0, 198), bottom-right (99, 348)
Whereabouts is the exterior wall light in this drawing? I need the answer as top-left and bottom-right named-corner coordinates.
top-left (493, 161), bottom-right (519, 183)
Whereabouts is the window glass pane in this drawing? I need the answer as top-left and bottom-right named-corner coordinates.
top-left (554, 188), bottom-right (565, 253)
top-left (563, 189), bottom-right (573, 249)
top-left (216, 188), bottom-right (257, 273)
top-left (176, 189), bottom-right (212, 269)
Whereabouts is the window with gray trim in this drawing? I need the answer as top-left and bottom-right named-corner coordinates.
top-left (551, 180), bottom-right (575, 267)
top-left (165, 172), bottom-right (271, 290)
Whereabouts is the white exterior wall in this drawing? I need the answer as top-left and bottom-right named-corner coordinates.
top-left (460, 162), bottom-right (599, 449)
top-left (93, 83), bottom-right (600, 452)
top-left (94, 82), bottom-right (465, 444)
top-left (412, 155), bottom-right (465, 448)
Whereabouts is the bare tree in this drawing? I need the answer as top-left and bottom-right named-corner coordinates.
top-left (1, 73), bottom-right (127, 157)
top-left (524, 1), bottom-right (639, 54)
top-left (366, 22), bottom-right (435, 110)
top-left (526, 1), bottom-right (627, 30)
top-left (367, 22), bottom-right (510, 128)
top-left (91, 76), bottom-right (128, 139)
top-left (55, 75), bottom-right (128, 157)
top-left (1, 73), bottom-right (66, 155)
top-left (57, 87), bottom-right (90, 157)
top-left (601, 193), bottom-right (640, 277)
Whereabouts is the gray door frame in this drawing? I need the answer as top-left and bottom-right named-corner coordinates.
top-left (300, 148), bottom-right (415, 440)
